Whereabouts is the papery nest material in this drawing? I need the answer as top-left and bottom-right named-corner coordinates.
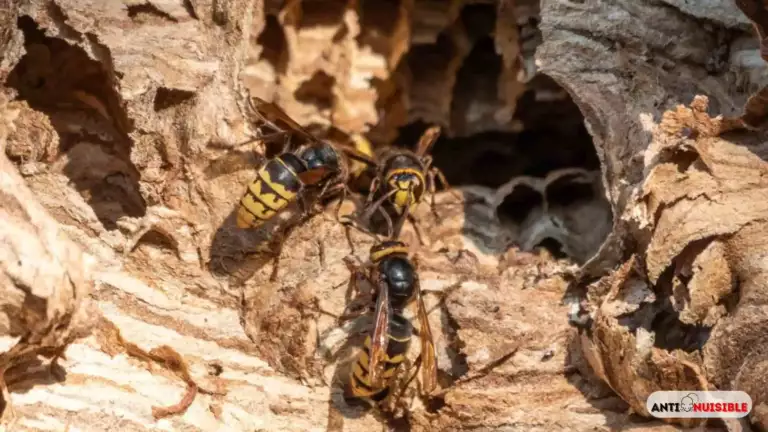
top-left (0, 95), bottom-right (96, 422)
top-left (492, 168), bottom-right (612, 265)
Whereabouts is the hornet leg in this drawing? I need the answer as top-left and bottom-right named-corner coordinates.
top-left (392, 206), bottom-right (410, 241)
top-left (432, 165), bottom-right (461, 201)
top-left (407, 213), bottom-right (428, 247)
top-left (427, 169), bottom-right (441, 220)
top-left (339, 256), bottom-right (376, 322)
top-left (332, 185), bottom-right (350, 222)
top-left (359, 189), bottom-right (397, 239)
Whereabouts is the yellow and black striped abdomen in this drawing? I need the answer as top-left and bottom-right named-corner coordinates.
top-left (348, 315), bottom-right (412, 403)
top-left (236, 156), bottom-right (303, 229)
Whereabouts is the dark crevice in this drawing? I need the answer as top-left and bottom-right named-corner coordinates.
top-left (294, 70), bottom-right (336, 111)
top-left (6, 16), bottom-right (146, 230)
top-left (460, 4), bottom-right (496, 40)
top-left (6, 357), bottom-right (67, 392)
top-left (257, 14), bottom-right (289, 76)
top-left (154, 87), bottom-right (195, 111)
top-left (639, 236), bottom-right (732, 353)
top-left (449, 36), bottom-right (501, 136)
top-left (534, 237), bottom-right (567, 259)
top-left (357, 0), bottom-right (403, 57)
top-left (332, 22), bottom-right (348, 43)
top-left (384, 415), bottom-right (411, 431)
top-left (298, 0), bottom-right (347, 29)
top-left (496, 185), bottom-right (543, 225)
top-left (127, 3), bottom-right (179, 23)
top-left (720, 279), bottom-right (741, 315)
top-left (546, 175), bottom-right (595, 207)
top-left (650, 305), bottom-right (712, 352)
top-left (515, 75), bottom-right (593, 131)
top-left (406, 32), bottom-right (458, 84)
top-left (133, 229), bottom-right (179, 255)
top-left (182, 0), bottom-right (198, 20)
top-left (397, 81), bottom-right (599, 190)
top-left (636, 264), bottom-right (714, 353)
top-left (651, 144), bottom-right (701, 174)
top-left (425, 394), bottom-right (447, 413)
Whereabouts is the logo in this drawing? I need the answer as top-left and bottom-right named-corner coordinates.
top-left (647, 391), bottom-right (752, 418)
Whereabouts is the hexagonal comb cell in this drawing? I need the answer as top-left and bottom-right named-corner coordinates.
top-left (493, 169), bottom-right (612, 265)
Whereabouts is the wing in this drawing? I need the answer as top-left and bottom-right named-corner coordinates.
top-left (338, 142), bottom-right (379, 168)
top-left (415, 125), bottom-right (442, 157)
top-left (415, 277), bottom-right (438, 394)
top-left (320, 124), bottom-right (353, 145)
top-left (347, 133), bottom-right (377, 162)
top-left (248, 96), bottom-right (319, 145)
top-left (368, 276), bottom-right (391, 389)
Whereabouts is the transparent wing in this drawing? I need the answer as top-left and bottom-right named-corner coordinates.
top-left (248, 96), bottom-right (319, 147)
top-left (415, 278), bottom-right (437, 394)
top-left (368, 277), bottom-right (392, 389)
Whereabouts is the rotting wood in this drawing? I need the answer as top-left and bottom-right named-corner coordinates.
top-left (0, 0), bottom-right (767, 431)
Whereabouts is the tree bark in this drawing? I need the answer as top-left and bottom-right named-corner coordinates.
top-left (0, 0), bottom-right (767, 431)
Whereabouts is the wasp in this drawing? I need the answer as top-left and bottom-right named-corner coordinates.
top-left (228, 96), bottom-right (376, 278)
top-left (347, 126), bottom-right (452, 240)
top-left (236, 97), bottom-right (357, 228)
top-left (343, 240), bottom-right (437, 409)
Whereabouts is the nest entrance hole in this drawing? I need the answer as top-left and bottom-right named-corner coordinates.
top-left (391, 80), bottom-right (603, 262)
top-left (6, 16), bottom-right (146, 230)
top-left (389, 1), bottom-right (598, 188)
top-left (393, 75), bottom-right (599, 189)
top-left (384, 1), bottom-right (607, 263)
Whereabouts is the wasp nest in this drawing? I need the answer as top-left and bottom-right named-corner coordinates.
top-left (2, 0), bottom-right (768, 431)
